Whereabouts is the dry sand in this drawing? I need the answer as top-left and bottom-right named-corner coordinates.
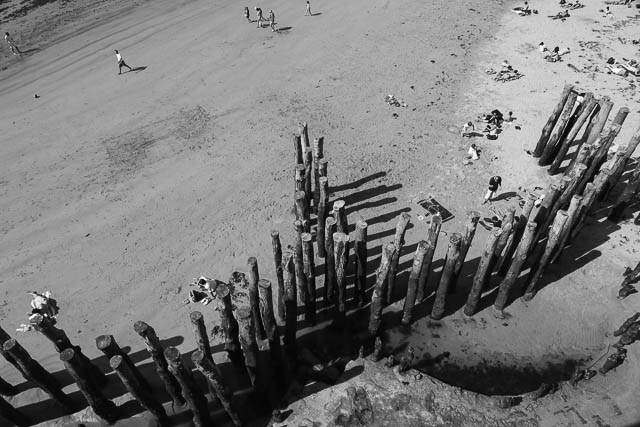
top-left (0, 0), bottom-right (639, 425)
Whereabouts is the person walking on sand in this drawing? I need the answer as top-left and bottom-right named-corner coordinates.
top-left (305, 1), bottom-right (312, 16)
top-left (255, 7), bottom-right (264, 28)
top-left (5, 32), bottom-right (21, 55)
top-left (483, 175), bottom-right (502, 204)
top-left (115, 50), bottom-right (132, 75)
top-left (269, 10), bottom-right (277, 32)
top-left (244, 6), bottom-right (251, 23)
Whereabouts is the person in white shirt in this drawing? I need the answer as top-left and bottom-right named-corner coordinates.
top-left (269, 10), bottom-right (277, 32)
top-left (538, 42), bottom-right (547, 52)
top-left (255, 7), bottom-right (264, 28)
top-left (115, 50), bottom-right (132, 75)
top-left (4, 32), bottom-right (21, 55)
top-left (305, 1), bottom-right (312, 16)
top-left (461, 121), bottom-right (475, 137)
top-left (468, 144), bottom-right (479, 160)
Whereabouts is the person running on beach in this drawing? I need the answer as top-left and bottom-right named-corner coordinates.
top-left (255, 7), bottom-right (264, 28)
top-left (483, 176), bottom-right (502, 204)
top-left (269, 10), bottom-right (277, 32)
top-left (115, 50), bottom-right (132, 75)
top-left (244, 6), bottom-right (251, 23)
top-left (5, 32), bottom-right (21, 55)
top-left (305, 1), bottom-right (312, 16)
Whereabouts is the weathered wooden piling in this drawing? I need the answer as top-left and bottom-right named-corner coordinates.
top-left (401, 241), bottom-right (429, 326)
top-left (591, 167), bottom-right (614, 206)
top-left (334, 232), bottom-right (350, 324)
top-left (324, 216), bottom-right (338, 304)
top-left (317, 177), bottom-right (329, 258)
top-left (301, 233), bottom-right (317, 325)
top-left (417, 213), bottom-right (442, 301)
top-left (523, 210), bottom-right (569, 301)
top-left (0, 395), bottom-right (30, 427)
top-left (0, 326), bottom-right (32, 383)
top-left (354, 220), bottom-right (368, 306)
top-left (611, 106), bottom-right (630, 127)
top-left (579, 125), bottom-right (620, 193)
top-left (133, 321), bottom-right (185, 407)
top-left (30, 314), bottom-right (106, 387)
top-left (608, 166), bottom-right (640, 223)
top-left (304, 149), bottom-right (313, 209)
top-left (295, 164), bottom-right (306, 193)
top-left (602, 150), bottom-right (631, 201)
top-left (319, 158), bottom-right (328, 179)
top-left (548, 93), bottom-right (597, 175)
top-left (550, 195), bottom-right (583, 263)
top-left (387, 212), bottom-right (411, 304)
top-left (300, 122), bottom-right (310, 150)
top-left (293, 220), bottom-right (309, 313)
top-left (624, 126), bottom-right (640, 157)
top-left (312, 137), bottom-right (324, 208)
top-left (539, 91), bottom-right (579, 166)
top-left (368, 243), bottom-right (396, 336)
top-left (294, 190), bottom-right (310, 232)
top-left (332, 200), bottom-right (349, 235)
top-left (165, 347), bottom-right (212, 427)
top-left (271, 230), bottom-right (286, 325)
top-left (247, 257), bottom-right (267, 341)
top-left (96, 334), bottom-right (150, 393)
top-left (451, 211), bottom-right (481, 289)
top-left (3, 339), bottom-right (72, 411)
top-left (216, 283), bottom-right (243, 366)
top-left (110, 355), bottom-right (169, 427)
top-left (463, 228), bottom-right (502, 316)
top-left (488, 207), bottom-right (516, 274)
top-left (533, 84), bottom-right (574, 157)
top-left (493, 222), bottom-right (538, 313)
top-left (584, 97), bottom-right (614, 146)
top-left (294, 134), bottom-right (303, 165)
top-left (188, 312), bottom-right (213, 364)
top-left (430, 233), bottom-right (462, 320)
top-left (192, 351), bottom-right (243, 427)
top-left (61, 348), bottom-right (118, 424)
top-left (282, 251), bottom-right (297, 369)
top-left (258, 279), bottom-right (284, 376)
top-left (237, 307), bottom-right (261, 389)
top-left (497, 193), bottom-right (537, 276)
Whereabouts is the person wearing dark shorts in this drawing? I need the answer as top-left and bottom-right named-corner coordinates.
top-left (483, 175), bottom-right (502, 204)
top-left (115, 50), bottom-right (132, 75)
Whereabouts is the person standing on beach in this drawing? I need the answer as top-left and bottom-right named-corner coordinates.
top-left (115, 50), bottom-right (132, 75)
top-left (255, 7), bottom-right (264, 28)
top-left (269, 10), bottom-right (277, 32)
top-left (305, 1), bottom-right (312, 16)
top-left (244, 6), bottom-right (251, 23)
top-left (5, 32), bottom-right (21, 55)
top-left (483, 176), bottom-right (502, 204)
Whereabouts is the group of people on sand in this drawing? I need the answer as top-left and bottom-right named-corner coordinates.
top-left (538, 42), bottom-right (570, 62)
top-left (244, 1), bottom-right (312, 32)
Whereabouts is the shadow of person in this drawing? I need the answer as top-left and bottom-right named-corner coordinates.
top-left (20, 48), bottom-right (40, 54)
top-left (277, 26), bottom-right (293, 32)
top-left (491, 191), bottom-right (517, 202)
top-left (130, 66), bottom-right (147, 72)
top-left (311, 12), bottom-right (322, 16)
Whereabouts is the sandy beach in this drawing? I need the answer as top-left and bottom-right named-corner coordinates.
top-left (1, 0), bottom-right (639, 425)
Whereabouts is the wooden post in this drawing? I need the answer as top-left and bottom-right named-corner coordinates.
top-left (452, 211), bottom-right (481, 288)
top-left (333, 232), bottom-right (350, 324)
top-left (577, 125), bottom-right (620, 194)
top-left (110, 355), bottom-right (169, 427)
top-left (0, 326), bottom-right (29, 381)
top-left (548, 94), bottom-right (597, 175)
top-left (430, 233), bottom-right (462, 320)
top-left (295, 164), bottom-right (306, 193)
top-left (293, 219), bottom-right (309, 312)
top-left (133, 321), bottom-right (185, 407)
top-left (324, 216), bottom-right (337, 304)
top-left (417, 213), bottom-right (442, 301)
top-left (30, 314), bottom-right (106, 387)
top-left (488, 207), bottom-right (516, 274)
top-left (550, 195), bottom-right (583, 263)
top-left (300, 122), bottom-right (310, 150)
top-left (493, 222), bottom-right (538, 313)
top-left (386, 212), bottom-right (411, 304)
top-left (624, 125), bottom-right (640, 158)
top-left (401, 241), bottom-right (429, 326)
top-left (258, 280), bottom-right (284, 377)
top-left (608, 166), bottom-right (640, 223)
top-left (216, 283), bottom-right (243, 365)
top-left (237, 307), bottom-right (260, 389)
top-left (533, 84), bottom-right (574, 157)
top-left (271, 230), bottom-right (285, 326)
top-left (532, 184), bottom-right (562, 235)
top-left (591, 167), bottom-right (614, 207)
top-left (0, 395), bottom-right (30, 427)
top-left (247, 257), bottom-right (267, 340)
top-left (192, 351), bottom-right (243, 427)
top-left (294, 134), bottom-right (303, 165)
top-left (602, 151), bottom-right (631, 201)
top-left (317, 177), bottom-right (329, 258)
top-left (282, 251), bottom-right (297, 370)
top-left (301, 233), bottom-right (317, 325)
top-left (304, 148), bottom-right (313, 210)
top-left (463, 228), bottom-right (502, 316)
top-left (294, 190), bottom-right (310, 232)
top-left (164, 347), bottom-right (212, 427)
top-left (354, 220), bottom-right (368, 306)
top-left (585, 96), bottom-right (614, 146)
top-left (523, 210), bottom-right (569, 301)
top-left (568, 182), bottom-right (596, 241)
top-left (368, 243), bottom-right (396, 336)
top-left (312, 137), bottom-right (324, 209)
top-left (61, 348), bottom-right (118, 424)
top-left (319, 158), bottom-right (328, 178)
top-left (567, 144), bottom-right (591, 176)
top-left (497, 193), bottom-right (537, 276)
top-left (3, 339), bottom-right (72, 411)
top-left (188, 312), bottom-right (213, 362)
top-left (539, 91), bottom-right (578, 166)
top-left (332, 200), bottom-right (349, 235)
top-left (611, 106), bottom-right (630, 128)
top-left (96, 334), bottom-right (150, 393)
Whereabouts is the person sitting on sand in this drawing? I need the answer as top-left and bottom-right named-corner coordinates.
top-left (468, 144), bottom-right (480, 160)
top-left (603, 6), bottom-right (613, 17)
top-left (550, 10), bottom-right (570, 19)
top-left (244, 6), bottom-right (251, 22)
top-left (539, 42), bottom-right (547, 52)
top-left (461, 121), bottom-right (475, 137)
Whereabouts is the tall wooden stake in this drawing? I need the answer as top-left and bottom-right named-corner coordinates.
top-left (324, 216), bottom-right (338, 304)
top-left (165, 347), bottom-right (212, 427)
top-left (417, 213), bottom-right (442, 301)
top-left (386, 212), bottom-right (411, 304)
top-left (539, 91), bottom-right (579, 166)
top-left (608, 165), bottom-right (640, 223)
top-left (333, 232), bottom-right (350, 324)
top-left (216, 283), bottom-right (243, 365)
top-left (550, 194), bottom-right (583, 264)
top-left (354, 220), bottom-right (368, 306)
top-left (497, 193), bottom-right (537, 276)
top-left (368, 243), bottom-right (396, 336)
top-left (401, 241), bottom-right (429, 326)
top-left (312, 137), bottom-right (324, 209)
top-left (282, 251), bottom-right (297, 371)
top-left (317, 177), bottom-right (329, 258)
top-left (247, 257), bottom-right (267, 340)
top-left (533, 84), bottom-right (574, 157)
top-left (585, 96), bottom-right (614, 146)
top-left (96, 334), bottom-right (150, 392)
top-left (237, 307), bottom-right (261, 390)
top-left (463, 228), bottom-right (502, 316)
top-left (258, 279), bottom-right (284, 383)
top-left (452, 211), bottom-right (481, 289)
top-left (293, 219), bottom-right (309, 313)
top-left (271, 230), bottom-right (286, 326)
top-left (301, 232), bottom-right (317, 325)
top-left (430, 233), bottom-right (462, 320)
